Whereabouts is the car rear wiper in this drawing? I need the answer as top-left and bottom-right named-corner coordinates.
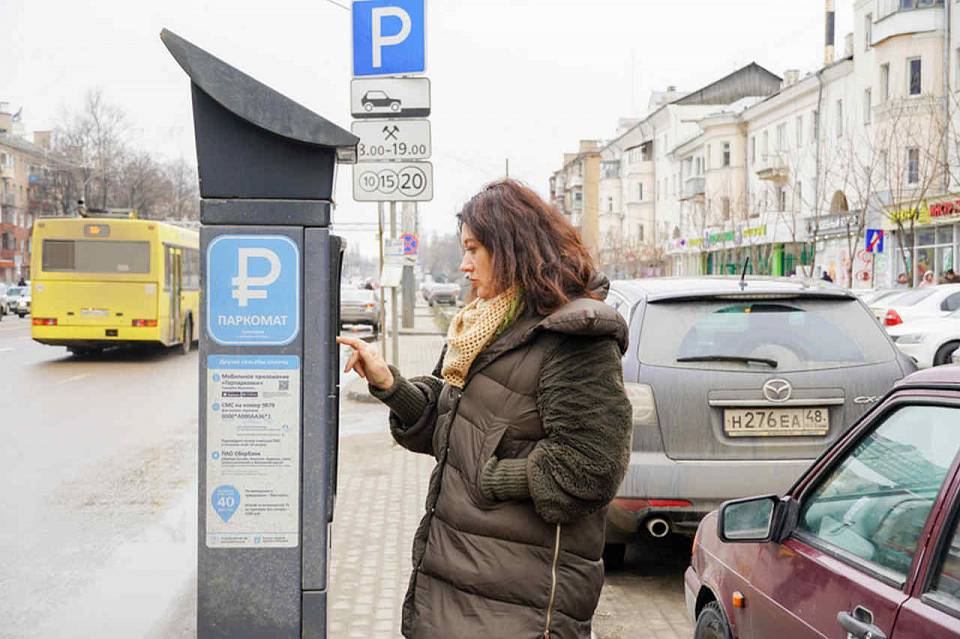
top-left (676, 355), bottom-right (778, 368)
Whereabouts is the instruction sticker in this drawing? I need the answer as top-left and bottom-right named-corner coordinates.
top-left (206, 355), bottom-right (300, 548)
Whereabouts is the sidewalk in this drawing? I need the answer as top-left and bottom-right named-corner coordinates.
top-left (332, 300), bottom-right (692, 638)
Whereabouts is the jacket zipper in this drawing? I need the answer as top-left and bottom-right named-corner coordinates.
top-left (542, 523), bottom-right (562, 639)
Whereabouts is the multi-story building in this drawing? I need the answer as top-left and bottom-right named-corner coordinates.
top-left (0, 104), bottom-right (53, 283)
top-left (553, 0), bottom-right (960, 287)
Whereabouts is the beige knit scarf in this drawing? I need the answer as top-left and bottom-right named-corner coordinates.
top-left (442, 288), bottom-right (519, 388)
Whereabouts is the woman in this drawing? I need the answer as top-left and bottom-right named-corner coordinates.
top-left (920, 270), bottom-right (936, 287)
top-left (337, 179), bottom-right (632, 638)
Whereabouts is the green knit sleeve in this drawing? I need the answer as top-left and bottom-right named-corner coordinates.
top-left (526, 334), bottom-right (632, 524)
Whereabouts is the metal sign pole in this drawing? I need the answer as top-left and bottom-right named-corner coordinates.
top-left (390, 201), bottom-right (400, 366)
top-left (378, 202), bottom-right (387, 355)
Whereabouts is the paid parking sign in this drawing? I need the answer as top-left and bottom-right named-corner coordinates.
top-left (352, 0), bottom-right (426, 77)
top-left (207, 235), bottom-right (300, 346)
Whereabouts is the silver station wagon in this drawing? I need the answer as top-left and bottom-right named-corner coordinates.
top-left (601, 277), bottom-right (916, 565)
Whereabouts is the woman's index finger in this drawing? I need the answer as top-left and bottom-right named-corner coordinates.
top-left (336, 335), bottom-right (363, 349)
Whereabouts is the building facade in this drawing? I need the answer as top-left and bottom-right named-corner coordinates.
top-left (552, 0), bottom-right (960, 287)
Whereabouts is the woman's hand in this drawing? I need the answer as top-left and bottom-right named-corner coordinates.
top-left (336, 336), bottom-right (395, 390)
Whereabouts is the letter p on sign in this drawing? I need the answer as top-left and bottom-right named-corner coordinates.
top-left (232, 248), bottom-right (281, 307)
top-left (353, 0), bottom-right (426, 77)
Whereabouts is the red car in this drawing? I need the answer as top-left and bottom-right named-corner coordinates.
top-left (686, 365), bottom-right (960, 638)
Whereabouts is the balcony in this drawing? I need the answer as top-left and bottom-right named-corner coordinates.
top-left (755, 153), bottom-right (789, 183)
top-left (0, 166), bottom-right (13, 180)
top-left (874, 0), bottom-right (943, 44)
top-left (567, 175), bottom-right (583, 189)
top-left (681, 176), bottom-right (705, 201)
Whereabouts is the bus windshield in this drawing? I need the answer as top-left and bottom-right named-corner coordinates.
top-left (42, 239), bottom-right (151, 274)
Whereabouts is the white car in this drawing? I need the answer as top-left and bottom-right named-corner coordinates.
top-left (873, 284), bottom-right (960, 327)
top-left (888, 310), bottom-right (960, 367)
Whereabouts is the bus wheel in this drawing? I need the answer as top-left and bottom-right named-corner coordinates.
top-left (180, 319), bottom-right (192, 355)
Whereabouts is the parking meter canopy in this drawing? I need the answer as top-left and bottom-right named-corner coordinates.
top-left (161, 29), bottom-right (358, 202)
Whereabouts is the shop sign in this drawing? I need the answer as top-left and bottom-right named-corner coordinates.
top-left (888, 202), bottom-right (931, 225)
top-left (743, 225), bottom-right (767, 239)
top-left (929, 197), bottom-right (960, 219)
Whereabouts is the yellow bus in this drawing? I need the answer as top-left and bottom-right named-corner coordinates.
top-left (30, 211), bottom-right (200, 355)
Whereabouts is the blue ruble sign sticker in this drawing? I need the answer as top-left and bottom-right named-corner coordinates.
top-left (206, 235), bottom-right (300, 346)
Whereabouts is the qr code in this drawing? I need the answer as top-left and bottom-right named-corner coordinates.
top-left (279, 379), bottom-right (289, 391)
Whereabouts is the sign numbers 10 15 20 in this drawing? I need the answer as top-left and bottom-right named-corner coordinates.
top-left (353, 161), bottom-right (433, 202)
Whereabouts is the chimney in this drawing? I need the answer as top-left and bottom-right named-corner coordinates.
top-left (33, 130), bottom-right (52, 149)
top-left (0, 102), bottom-right (11, 135)
top-left (578, 139), bottom-right (599, 153)
top-left (825, 0), bottom-right (835, 66)
top-left (844, 32), bottom-right (854, 58)
top-left (782, 69), bottom-right (800, 88)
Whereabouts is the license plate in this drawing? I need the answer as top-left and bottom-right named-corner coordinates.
top-left (81, 308), bottom-right (109, 317)
top-left (724, 407), bottom-right (829, 437)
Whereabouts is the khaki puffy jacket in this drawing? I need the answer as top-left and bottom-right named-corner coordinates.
top-left (371, 291), bottom-right (632, 638)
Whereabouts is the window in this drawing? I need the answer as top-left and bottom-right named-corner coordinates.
top-left (909, 57), bottom-right (923, 96)
top-left (798, 404), bottom-right (960, 579)
top-left (796, 181), bottom-right (803, 208)
top-left (706, 144), bottom-right (711, 170)
top-left (638, 182), bottom-right (643, 201)
top-left (796, 117), bottom-right (803, 147)
top-left (762, 131), bottom-right (769, 156)
top-left (836, 99), bottom-right (844, 138)
top-left (722, 142), bottom-right (731, 167)
top-left (751, 136), bottom-right (756, 163)
top-left (41, 240), bottom-right (151, 273)
top-left (865, 14), bottom-right (872, 51)
top-left (638, 225), bottom-right (644, 242)
top-left (908, 147), bottom-right (920, 184)
top-left (943, 293), bottom-right (960, 312)
top-left (864, 88), bottom-right (872, 124)
top-left (607, 196), bottom-right (614, 213)
top-left (779, 187), bottom-right (787, 212)
top-left (812, 110), bottom-right (819, 142)
top-left (722, 197), bottom-right (731, 220)
top-left (777, 123), bottom-right (787, 151)
top-left (880, 63), bottom-right (890, 102)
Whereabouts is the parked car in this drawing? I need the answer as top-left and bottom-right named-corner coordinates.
top-left (685, 365), bottom-right (960, 638)
top-left (340, 287), bottom-right (380, 333)
top-left (421, 275), bottom-right (459, 305)
top-left (872, 283), bottom-right (960, 327)
top-left (602, 277), bottom-right (915, 566)
top-left (0, 284), bottom-right (7, 317)
top-left (888, 309), bottom-right (960, 367)
top-left (5, 286), bottom-right (27, 315)
top-left (15, 291), bottom-right (30, 318)
top-left (857, 287), bottom-right (908, 307)
top-left (361, 90), bottom-right (401, 112)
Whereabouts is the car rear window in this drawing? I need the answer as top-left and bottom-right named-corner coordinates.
top-left (341, 288), bottom-right (375, 302)
top-left (639, 297), bottom-right (895, 371)
top-left (889, 288), bottom-right (936, 306)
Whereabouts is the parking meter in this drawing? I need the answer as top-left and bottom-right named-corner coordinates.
top-left (161, 29), bottom-right (358, 638)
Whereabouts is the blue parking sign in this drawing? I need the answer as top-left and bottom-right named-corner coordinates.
top-left (353, 0), bottom-right (426, 77)
top-left (207, 235), bottom-right (300, 346)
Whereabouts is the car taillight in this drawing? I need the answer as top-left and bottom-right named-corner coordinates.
top-left (611, 498), bottom-right (692, 512)
top-left (132, 319), bottom-right (158, 327)
top-left (365, 303), bottom-right (376, 310)
top-left (32, 318), bottom-right (57, 326)
top-left (884, 309), bottom-right (903, 326)
top-left (624, 382), bottom-right (659, 434)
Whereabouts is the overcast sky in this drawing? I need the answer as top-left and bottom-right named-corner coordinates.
top-left (2, 0), bottom-right (853, 255)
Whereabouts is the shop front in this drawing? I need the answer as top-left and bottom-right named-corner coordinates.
top-left (669, 222), bottom-right (812, 277)
top-left (886, 196), bottom-right (960, 286)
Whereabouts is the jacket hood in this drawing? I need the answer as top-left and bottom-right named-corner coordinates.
top-left (537, 274), bottom-right (628, 354)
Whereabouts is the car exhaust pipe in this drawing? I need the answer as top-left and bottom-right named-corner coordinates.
top-left (645, 518), bottom-right (670, 539)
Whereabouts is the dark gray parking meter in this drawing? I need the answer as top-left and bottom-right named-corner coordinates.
top-left (161, 29), bottom-right (358, 638)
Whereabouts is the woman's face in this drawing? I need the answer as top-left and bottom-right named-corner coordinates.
top-left (460, 225), bottom-right (497, 299)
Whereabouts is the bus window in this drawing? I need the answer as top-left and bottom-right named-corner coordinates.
top-left (183, 248), bottom-right (200, 290)
top-left (42, 239), bottom-right (150, 274)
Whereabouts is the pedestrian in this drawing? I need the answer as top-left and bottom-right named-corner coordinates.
top-left (896, 273), bottom-right (909, 288)
top-left (942, 269), bottom-right (958, 284)
top-left (337, 179), bottom-right (632, 638)
top-left (17, 275), bottom-right (25, 286)
top-left (821, 271), bottom-right (833, 283)
top-left (920, 270), bottom-right (936, 287)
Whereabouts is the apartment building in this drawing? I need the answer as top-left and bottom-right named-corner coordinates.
top-left (0, 104), bottom-right (53, 283)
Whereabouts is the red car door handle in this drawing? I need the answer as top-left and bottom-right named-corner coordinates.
top-left (837, 611), bottom-right (887, 639)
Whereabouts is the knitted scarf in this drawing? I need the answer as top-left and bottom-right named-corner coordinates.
top-left (441, 288), bottom-right (521, 388)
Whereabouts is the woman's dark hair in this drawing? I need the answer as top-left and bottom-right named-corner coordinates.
top-left (456, 179), bottom-right (600, 315)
